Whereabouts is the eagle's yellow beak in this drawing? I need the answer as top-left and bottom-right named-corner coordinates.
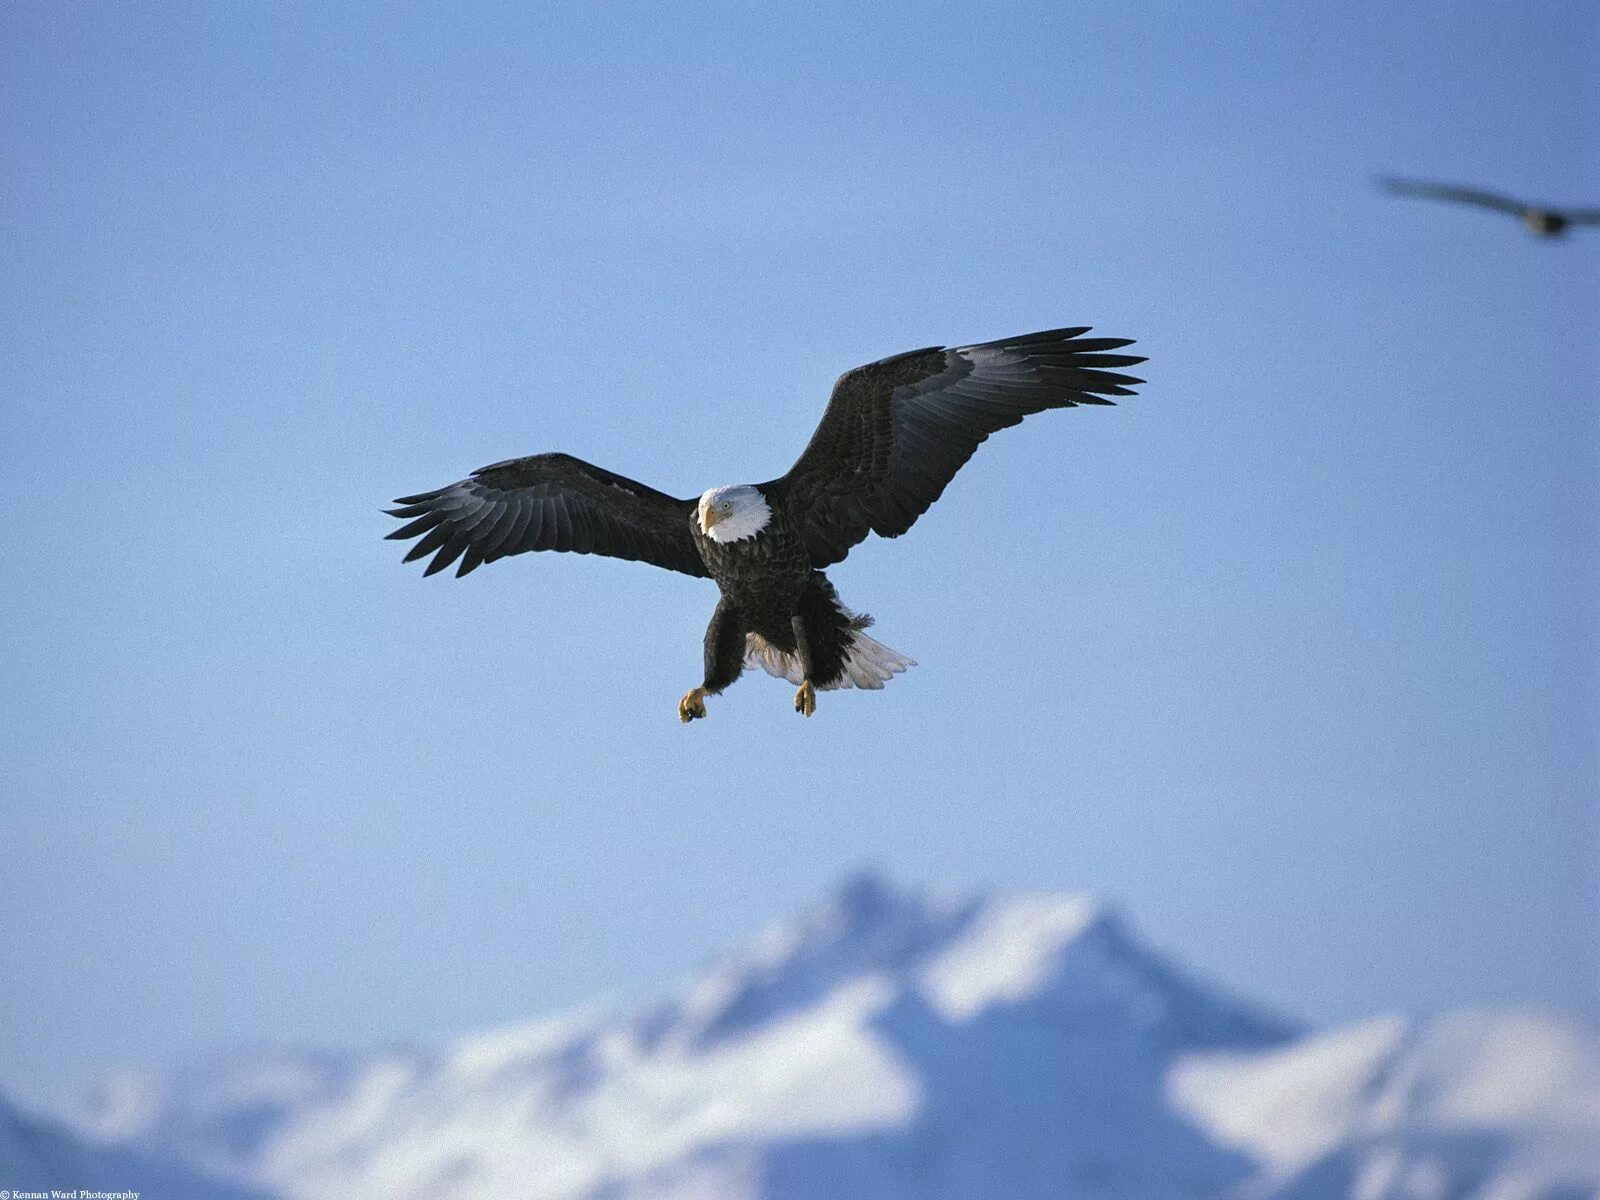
top-left (700, 504), bottom-right (723, 532)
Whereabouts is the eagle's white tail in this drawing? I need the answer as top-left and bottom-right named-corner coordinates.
top-left (744, 628), bottom-right (915, 691)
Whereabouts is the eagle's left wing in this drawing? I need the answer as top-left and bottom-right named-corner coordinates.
top-left (763, 327), bottom-right (1144, 568)
top-left (386, 452), bottom-right (708, 579)
top-left (1377, 177), bottom-right (1527, 215)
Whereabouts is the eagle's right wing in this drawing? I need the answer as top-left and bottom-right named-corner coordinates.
top-left (386, 453), bottom-right (708, 579)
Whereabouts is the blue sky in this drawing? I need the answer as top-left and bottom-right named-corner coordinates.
top-left (3, 1), bottom-right (1595, 1098)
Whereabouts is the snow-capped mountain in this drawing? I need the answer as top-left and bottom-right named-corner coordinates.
top-left (20, 874), bottom-right (1600, 1200)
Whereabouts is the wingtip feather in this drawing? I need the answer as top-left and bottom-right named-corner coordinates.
top-left (392, 489), bottom-right (448, 505)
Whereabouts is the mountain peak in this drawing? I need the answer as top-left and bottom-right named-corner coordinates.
top-left (773, 867), bottom-right (936, 960)
top-left (653, 871), bottom-right (965, 1048)
top-left (643, 875), bottom-right (1287, 1055)
top-left (819, 867), bottom-right (902, 930)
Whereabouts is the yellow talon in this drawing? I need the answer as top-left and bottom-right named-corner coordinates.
top-left (794, 680), bottom-right (816, 717)
top-left (678, 687), bottom-right (708, 723)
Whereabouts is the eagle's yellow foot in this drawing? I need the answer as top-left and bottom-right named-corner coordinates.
top-left (678, 687), bottom-right (708, 723)
top-left (794, 680), bottom-right (816, 717)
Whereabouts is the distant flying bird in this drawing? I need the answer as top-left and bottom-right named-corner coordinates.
top-left (387, 327), bottom-right (1144, 721)
top-left (1379, 176), bottom-right (1600, 237)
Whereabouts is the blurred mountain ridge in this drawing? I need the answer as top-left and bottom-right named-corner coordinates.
top-left (9, 872), bottom-right (1598, 1200)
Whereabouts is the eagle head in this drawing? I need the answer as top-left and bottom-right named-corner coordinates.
top-left (697, 485), bottom-right (772, 544)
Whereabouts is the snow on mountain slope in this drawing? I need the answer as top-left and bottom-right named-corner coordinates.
top-left (36, 874), bottom-right (1600, 1200)
top-left (1170, 1011), bottom-right (1600, 1200)
top-left (0, 1087), bottom-right (273, 1199)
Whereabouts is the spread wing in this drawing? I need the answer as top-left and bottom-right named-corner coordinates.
top-left (1565, 209), bottom-right (1600, 226)
top-left (764, 326), bottom-right (1144, 567)
top-left (385, 452), bottom-right (708, 579)
top-left (1378, 176), bottom-right (1528, 215)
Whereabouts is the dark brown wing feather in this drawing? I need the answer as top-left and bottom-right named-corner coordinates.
top-left (385, 453), bottom-right (708, 579)
top-left (765, 327), bottom-right (1144, 567)
top-left (1378, 177), bottom-right (1528, 216)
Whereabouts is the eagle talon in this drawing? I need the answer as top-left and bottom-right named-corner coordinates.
top-left (794, 680), bottom-right (816, 718)
top-left (678, 687), bottom-right (708, 723)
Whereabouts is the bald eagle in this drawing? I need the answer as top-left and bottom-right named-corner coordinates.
top-left (386, 326), bottom-right (1144, 721)
top-left (1378, 176), bottom-right (1600, 237)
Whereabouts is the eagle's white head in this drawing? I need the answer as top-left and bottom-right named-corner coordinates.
top-left (697, 484), bottom-right (772, 544)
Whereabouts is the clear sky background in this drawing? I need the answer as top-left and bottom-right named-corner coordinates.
top-left (3, 1), bottom-right (1596, 1100)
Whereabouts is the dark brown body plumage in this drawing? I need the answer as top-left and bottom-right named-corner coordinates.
top-left (690, 501), bottom-right (862, 692)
